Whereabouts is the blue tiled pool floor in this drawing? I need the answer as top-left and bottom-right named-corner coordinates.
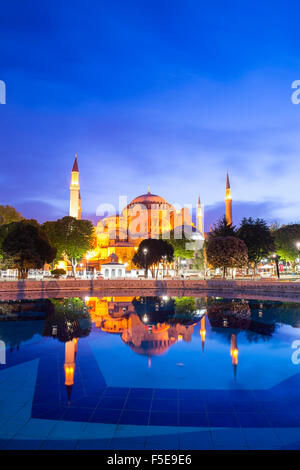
top-left (1, 355), bottom-right (300, 449)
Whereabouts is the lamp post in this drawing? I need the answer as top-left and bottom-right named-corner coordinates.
top-left (272, 253), bottom-right (280, 280)
top-left (143, 247), bottom-right (148, 278)
top-left (162, 255), bottom-right (167, 278)
top-left (296, 242), bottom-right (300, 275)
top-left (181, 259), bottom-right (187, 279)
top-left (86, 253), bottom-right (91, 278)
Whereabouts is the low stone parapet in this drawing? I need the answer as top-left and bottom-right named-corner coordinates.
top-left (0, 278), bottom-right (299, 296)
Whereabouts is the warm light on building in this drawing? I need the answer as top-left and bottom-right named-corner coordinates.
top-left (69, 154), bottom-right (81, 220)
top-left (225, 171), bottom-right (232, 226)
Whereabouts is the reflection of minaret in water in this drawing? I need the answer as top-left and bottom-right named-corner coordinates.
top-left (200, 315), bottom-right (206, 353)
top-left (64, 338), bottom-right (78, 405)
top-left (230, 334), bottom-right (238, 380)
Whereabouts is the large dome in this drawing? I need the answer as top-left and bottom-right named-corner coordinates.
top-left (127, 191), bottom-right (174, 210)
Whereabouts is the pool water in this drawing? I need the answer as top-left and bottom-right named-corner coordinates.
top-left (1, 294), bottom-right (300, 450)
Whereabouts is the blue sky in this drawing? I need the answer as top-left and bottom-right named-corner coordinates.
top-left (0, 0), bottom-right (300, 229)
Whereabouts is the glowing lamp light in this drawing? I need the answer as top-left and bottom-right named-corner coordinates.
top-left (178, 335), bottom-right (183, 341)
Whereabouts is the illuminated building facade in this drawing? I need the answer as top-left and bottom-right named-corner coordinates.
top-left (67, 156), bottom-right (232, 268)
top-left (225, 171), bottom-right (232, 226)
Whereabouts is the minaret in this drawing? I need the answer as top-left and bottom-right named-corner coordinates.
top-left (225, 171), bottom-right (232, 226)
top-left (69, 154), bottom-right (81, 219)
top-left (197, 195), bottom-right (204, 234)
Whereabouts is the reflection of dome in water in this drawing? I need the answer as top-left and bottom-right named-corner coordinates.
top-left (127, 192), bottom-right (174, 210)
top-left (129, 338), bottom-right (175, 356)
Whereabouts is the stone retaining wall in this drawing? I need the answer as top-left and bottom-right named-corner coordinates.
top-left (0, 278), bottom-right (299, 299)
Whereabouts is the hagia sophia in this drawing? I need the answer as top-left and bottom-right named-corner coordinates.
top-left (68, 154), bottom-right (233, 273)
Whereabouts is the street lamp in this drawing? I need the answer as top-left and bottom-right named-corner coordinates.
top-left (86, 253), bottom-right (92, 277)
top-left (272, 253), bottom-right (280, 280)
top-left (296, 242), bottom-right (300, 274)
top-left (162, 255), bottom-right (167, 278)
top-left (143, 248), bottom-right (148, 278)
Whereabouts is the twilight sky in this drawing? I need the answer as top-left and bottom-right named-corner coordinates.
top-left (1, 0), bottom-right (300, 230)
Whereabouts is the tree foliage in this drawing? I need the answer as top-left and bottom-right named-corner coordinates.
top-left (43, 298), bottom-right (92, 342)
top-left (0, 221), bottom-right (56, 278)
top-left (209, 215), bottom-right (237, 238)
top-left (237, 217), bottom-right (274, 269)
top-left (132, 238), bottom-right (174, 277)
top-left (0, 205), bottom-right (24, 226)
top-left (273, 224), bottom-right (300, 263)
top-left (163, 228), bottom-right (194, 259)
top-left (43, 216), bottom-right (94, 275)
top-left (206, 236), bottom-right (248, 277)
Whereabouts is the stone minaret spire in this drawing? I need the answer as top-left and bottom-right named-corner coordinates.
top-left (225, 170), bottom-right (232, 226)
top-left (69, 154), bottom-right (81, 219)
top-left (197, 195), bottom-right (204, 234)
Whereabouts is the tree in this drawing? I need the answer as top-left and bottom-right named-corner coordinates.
top-left (209, 215), bottom-right (237, 238)
top-left (132, 238), bottom-right (174, 278)
top-left (43, 216), bottom-right (94, 276)
top-left (0, 221), bottom-right (56, 278)
top-left (273, 224), bottom-right (300, 267)
top-left (162, 228), bottom-right (194, 274)
top-left (237, 218), bottom-right (274, 273)
top-left (206, 236), bottom-right (248, 278)
top-left (165, 229), bottom-right (194, 259)
top-left (42, 220), bottom-right (65, 262)
top-left (190, 248), bottom-right (206, 271)
top-left (43, 298), bottom-right (92, 342)
top-left (0, 205), bottom-right (24, 226)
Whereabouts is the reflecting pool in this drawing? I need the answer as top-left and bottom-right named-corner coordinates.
top-left (1, 294), bottom-right (300, 449)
